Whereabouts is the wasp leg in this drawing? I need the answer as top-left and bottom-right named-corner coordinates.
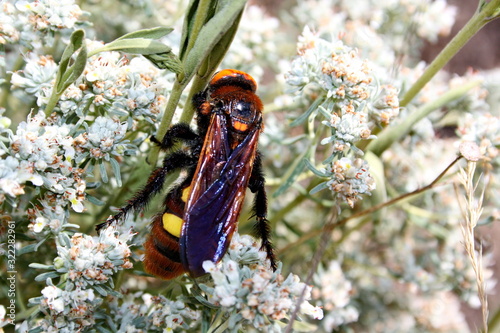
top-left (96, 151), bottom-right (197, 233)
top-left (150, 123), bottom-right (199, 151)
top-left (249, 153), bottom-right (277, 271)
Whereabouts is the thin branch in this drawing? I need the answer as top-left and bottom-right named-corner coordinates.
top-left (284, 204), bottom-right (339, 333)
top-left (278, 155), bottom-right (463, 256)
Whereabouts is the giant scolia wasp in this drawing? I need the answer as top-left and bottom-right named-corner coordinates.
top-left (97, 69), bottom-right (276, 279)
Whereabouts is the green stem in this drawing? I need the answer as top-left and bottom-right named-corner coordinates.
top-left (179, 75), bottom-right (211, 124)
top-left (400, 0), bottom-right (500, 106)
top-left (44, 91), bottom-right (63, 115)
top-left (148, 80), bottom-right (186, 166)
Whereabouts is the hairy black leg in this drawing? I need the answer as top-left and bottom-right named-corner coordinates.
top-left (248, 153), bottom-right (277, 270)
top-left (151, 123), bottom-right (199, 151)
top-left (96, 151), bottom-right (197, 232)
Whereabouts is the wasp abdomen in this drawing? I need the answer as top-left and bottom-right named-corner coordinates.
top-left (144, 215), bottom-right (184, 279)
top-left (143, 185), bottom-right (192, 279)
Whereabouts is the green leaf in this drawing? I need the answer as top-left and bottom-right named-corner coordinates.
top-left (309, 181), bottom-right (328, 195)
top-left (91, 39), bottom-right (171, 55)
top-left (29, 263), bottom-right (54, 270)
top-left (17, 243), bottom-right (38, 255)
top-left (143, 51), bottom-right (183, 73)
top-left (179, 0), bottom-right (205, 60)
top-left (58, 41), bottom-right (87, 94)
top-left (52, 29), bottom-right (87, 96)
top-left (86, 27), bottom-right (183, 74)
top-left (100, 162), bottom-right (109, 183)
top-left (86, 193), bottom-right (105, 206)
top-left (57, 29), bottom-right (85, 87)
top-left (182, 0), bottom-right (247, 83)
top-left (34, 271), bottom-right (60, 282)
top-left (109, 158), bottom-right (122, 187)
top-left (116, 26), bottom-right (174, 40)
top-left (290, 95), bottom-right (325, 127)
top-left (304, 158), bottom-right (329, 177)
top-left (93, 284), bottom-right (108, 297)
top-left (58, 232), bottom-right (72, 248)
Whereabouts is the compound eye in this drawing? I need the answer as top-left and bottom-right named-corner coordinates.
top-left (233, 101), bottom-right (252, 118)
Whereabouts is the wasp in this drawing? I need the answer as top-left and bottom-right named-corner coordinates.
top-left (97, 69), bottom-right (276, 279)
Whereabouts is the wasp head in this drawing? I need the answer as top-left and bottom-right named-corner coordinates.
top-left (207, 70), bottom-right (263, 147)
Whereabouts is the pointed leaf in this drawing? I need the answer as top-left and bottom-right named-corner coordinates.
top-left (109, 158), bottom-right (122, 187)
top-left (34, 271), bottom-right (60, 282)
top-left (57, 40), bottom-right (88, 94)
top-left (92, 39), bottom-right (171, 55)
top-left (143, 51), bottom-right (183, 73)
top-left (304, 158), bottom-right (329, 177)
top-left (290, 95), bottom-right (325, 127)
top-left (57, 29), bottom-right (85, 87)
top-left (309, 181), bottom-right (328, 194)
top-left (116, 27), bottom-right (174, 40)
top-left (182, 0), bottom-right (247, 81)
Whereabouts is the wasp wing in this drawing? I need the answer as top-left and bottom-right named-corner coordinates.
top-left (180, 113), bottom-right (260, 277)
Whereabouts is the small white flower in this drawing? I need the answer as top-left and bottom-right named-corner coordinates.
top-left (33, 217), bottom-right (48, 233)
top-left (301, 301), bottom-right (324, 320)
top-left (41, 286), bottom-right (62, 300)
top-left (50, 298), bottom-right (65, 313)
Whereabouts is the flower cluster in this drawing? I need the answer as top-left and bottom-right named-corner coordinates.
top-left (147, 295), bottom-right (201, 331)
top-left (26, 193), bottom-right (74, 238)
top-left (0, 2), bottom-right (20, 44)
top-left (91, 292), bottom-right (201, 332)
top-left (312, 260), bottom-right (359, 331)
top-left (2, 111), bottom-right (87, 210)
top-left (458, 112), bottom-right (500, 163)
top-left (201, 233), bottom-right (323, 332)
top-left (291, 0), bottom-right (456, 61)
top-left (340, 0), bottom-right (456, 44)
top-left (0, 0), bottom-right (84, 49)
top-left (285, 27), bottom-right (386, 205)
top-left (370, 84), bottom-right (400, 125)
top-left (15, 0), bottom-right (83, 31)
top-left (34, 283), bottom-right (100, 332)
top-left (73, 49), bottom-right (171, 123)
top-left (53, 227), bottom-right (134, 287)
top-left (327, 157), bottom-right (375, 207)
top-left (10, 54), bottom-right (58, 107)
top-left (26, 227), bottom-right (134, 331)
top-left (75, 116), bottom-right (130, 162)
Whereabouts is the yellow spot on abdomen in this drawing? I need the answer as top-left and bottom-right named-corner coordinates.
top-left (162, 213), bottom-right (183, 238)
top-left (181, 186), bottom-right (191, 203)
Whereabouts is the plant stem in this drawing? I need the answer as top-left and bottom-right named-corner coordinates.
top-left (400, 0), bottom-right (500, 106)
top-left (147, 80), bottom-right (186, 166)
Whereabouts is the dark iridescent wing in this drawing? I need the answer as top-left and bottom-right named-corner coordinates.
top-left (180, 113), bottom-right (261, 277)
